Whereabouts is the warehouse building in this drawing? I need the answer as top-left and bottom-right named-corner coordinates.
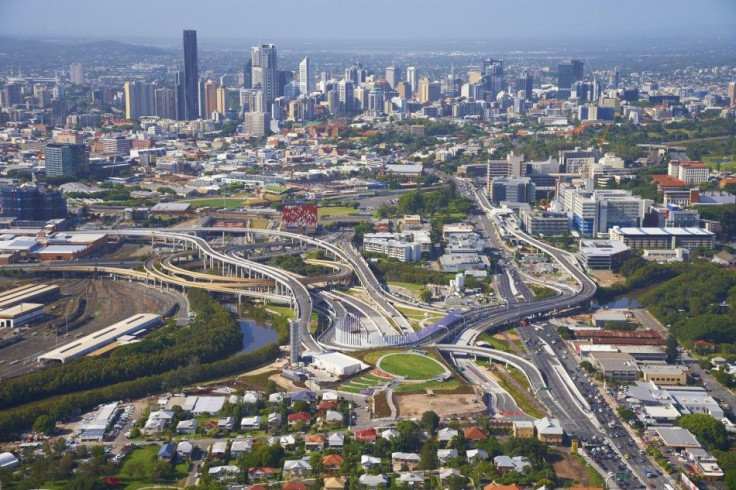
top-left (38, 313), bottom-right (162, 363)
top-left (0, 302), bottom-right (45, 328)
top-left (307, 351), bottom-right (368, 377)
top-left (0, 284), bottom-right (59, 310)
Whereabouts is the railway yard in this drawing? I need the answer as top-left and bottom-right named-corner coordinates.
top-left (0, 277), bottom-right (184, 379)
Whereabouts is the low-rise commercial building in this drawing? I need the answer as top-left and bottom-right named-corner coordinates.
top-left (640, 365), bottom-right (688, 385)
top-left (609, 226), bottom-right (715, 250)
top-left (519, 209), bottom-right (570, 236)
top-left (439, 253), bottom-right (490, 273)
top-left (590, 352), bottom-right (639, 383)
top-left (579, 240), bottom-right (631, 270)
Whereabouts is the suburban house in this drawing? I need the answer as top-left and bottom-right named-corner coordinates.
top-left (210, 441), bottom-right (228, 458)
top-left (355, 428), bottom-right (377, 442)
top-left (467, 448), bottom-right (490, 463)
top-left (157, 443), bottom-right (175, 461)
top-left (268, 434), bottom-right (296, 449)
top-left (438, 448), bottom-right (459, 464)
top-left (324, 476), bottom-right (347, 489)
top-left (440, 468), bottom-right (463, 483)
top-left (243, 392), bottom-right (261, 404)
top-left (399, 472), bottom-right (425, 486)
top-left (494, 455), bottom-right (530, 473)
top-left (143, 410), bottom-right (174, 435)
top-left (381, 428), bottom-right (399, 440)
top-left (268, 412), bottom-right (282, 428)
top-left (328, 432), bottom-right (345, 448)
top-left (304, 434), bottom-right (325, 452)
top-left (322, 454), bottom-right (344, 472)
top-left (359, 474), bottom-right (389, 488)
top-left (512, 420), bottom-right (535, 438)
top-left (361, 455), bottom-right (382, 470)
top-left (268, 393), bottom-right (284, 405)
top-left (176, 440), bottom-right (195, 460)
top-left (240, 415), bottom-right (261, 432)
top-left (176, 419), bottom-right (198, 435)
top-left (392, 452), bottom-right (421, 472)
top-left (463, 426), bottom-right (488, 442)
top-left (248, 467), bottom-right (276, 480)
top-left (287, 412), bottom-right (311, 427)
top-left (437, 427), bottom-right (459, 443)
top-left (230, 439), bottom-right (253, 458)
top-left (325, 410), bottom-right (343, 425)
top-left (534, 417), bottom-right (564, 444)
top-left (283, 459), bottom-right (312, 479)
top-left (217, 417), bottom-right (234, 431)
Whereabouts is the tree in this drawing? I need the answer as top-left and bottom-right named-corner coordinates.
top-left (394, 420), bottom-right (423, 452)
top-left (33, 415), bottom-right (56, 434)
top-left (419, 440), bottom-right (439, 470)
top-left (420, 411), bottom-right (440, 435)
top-left (419, 289), bottom-right (432, 303)
top-left (665, 334), bottom-right (679, 364)
top-left (678, 413), bottom-right (729, 450)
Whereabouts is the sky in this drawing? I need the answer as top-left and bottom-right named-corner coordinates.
top-left (0, 0), bottom-right (735, 44)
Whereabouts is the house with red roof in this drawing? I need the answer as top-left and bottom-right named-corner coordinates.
top-left (354, 428), bottom-right (377, 442)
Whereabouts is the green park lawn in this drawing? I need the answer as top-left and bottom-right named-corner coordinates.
top-left (179, 197), bottom-right (249, 209)
top-left (317, 206), bottom-right (360, 217)
top-left (377, 353), bottom-right (446, 380)
top-left (388, 282), bottom-right (425, 292)
top-left (113, 445), bottom-right (190, 489)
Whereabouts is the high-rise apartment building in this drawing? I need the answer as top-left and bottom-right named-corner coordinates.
top-left (729, 82), bottom-right (736, 108)
top-left (243, 59), bottom-right (252, 89)
top-left (154, 87), bottom-right (176, 120)
top-left (44, 143), bottom-right (89, 178)
top-left (183, 29), bottom-right (199, 120)
top-left (338, 80), bottom-right (354, 113)
top-left (69, 63), bottom-right (84, 85)
top-left (124, 81), bottom-right (155, 120)
top-left (251, 44), bottom-right (278, 111)
top-left (406, 66), bottom-right (417, 94)
top-left (385, 66), bottom-right (399, 89)
top-left (299, 57), bottom-right (313, 95)
top-left (203, 79), bottom-right (218, 118)
top-left (216, 86), bottom-right (228, 115)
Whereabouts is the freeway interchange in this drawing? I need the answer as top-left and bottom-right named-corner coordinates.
top-left (13, 180), bottom-right (666, 488)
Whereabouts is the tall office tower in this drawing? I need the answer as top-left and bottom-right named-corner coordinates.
top-left (344, 66), bottom-right (359, 85)
top-left (406, 66), bottom-right (417, 94)
top-left (203, 79), bottom-right (218, 117)
top-left (558, 59), bottom-right (584, 98)
top-left (44, 143), bottom-right (89, 178)
top-left (124, 81), bottom-right (154, 120)
top-left (0, 84), bottom-right (22, 108)
top-left (396, 81), bottom-right (412, 99)
top-left (216, 86), bottom-right (228, 115)
top-left (610, 68), bottom-right (620, 90)
top-left (251, 44), bottom-right (278, 110)
top-left (729, 82), bottom-right (736, 108)
top-left (182, 29), bottom-right (199, 120)
top-left (299, 57), bottom-right (313, 95)
top-left (320, 71), bottom-right (329, 91)
top-left (326, 89), bottom-right (339, 114)
top-left (367, 88), bottom-right (384, 116)
top-left (1, 185), bottom-right (68, 220)
top-left (154, 87), bottom-right (176, 119)
top-left (483, 58), bottom-right (503, 76)
top-left (418, 77), bottom-right (441, 103)
top-left (385, 66), bottom-right (399, 89)
top-left (175, 70), bottom-right (186, 120)
top-left (197, 79), bottom-right (207, 119)
top-left (69, 63), bottom-right (84, 85)
top-left (338, 80), bottom-right (354, 113)
top-left (515, 72), bottom-right (533, 100)
top-left (277, 70), bottom-right (293, 97)
top-left (243, 59), bottom-right (253, 89)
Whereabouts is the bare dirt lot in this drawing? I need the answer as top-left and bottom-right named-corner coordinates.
top-left (589, 269), bottom-right (623, 288)
top-left (396, 392), bottom-right (486, 418)
top-left (550, 452), bottom-right (596, 486)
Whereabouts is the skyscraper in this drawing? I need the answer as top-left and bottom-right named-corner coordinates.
top-left (406, 66), bottom-right (417, 94)
top-left (216, 86), bottom-right (228, 115)
top-left (182, 29), bottom-right (199, 120)
top-left (385, 66), bottom-right (399, 89)
top-left (558, 59), bottom-right (584, 98)
top-left (154, 87), bottom-right (176, 120)
top-left (729, 82), bottom-right (736, 108)
top-left (251, 44), bottom-right (278, 111)
top-left (515, 72), bottom-right (533, 100)
top-left (299, 57), bottom-right (313, 95)
top-left (69, 63), bottom-right (84, 85)
top-left (203, 79), bottom-right (218, 118)
top-left (124, 81), bottom-right (155, 120)
top-left (243, 59), bottom-right (253, 89)
top-left (175, 70), bottom-right (186, 120)
top-left (338, 80), bottom-right (354, 113)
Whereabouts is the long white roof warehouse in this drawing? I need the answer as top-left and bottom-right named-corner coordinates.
top-left (38, 314), bottom-right (162, 363)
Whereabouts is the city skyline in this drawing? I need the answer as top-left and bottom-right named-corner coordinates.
top-left (1, 0), bottom-right (734, 43)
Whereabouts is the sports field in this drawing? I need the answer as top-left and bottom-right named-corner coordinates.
top-left (180, 197), bottom-right (249, 209)
top-left (317, 206), bottom-right (360, 217)
top-left (377, 353), bottom-right (447, 380)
